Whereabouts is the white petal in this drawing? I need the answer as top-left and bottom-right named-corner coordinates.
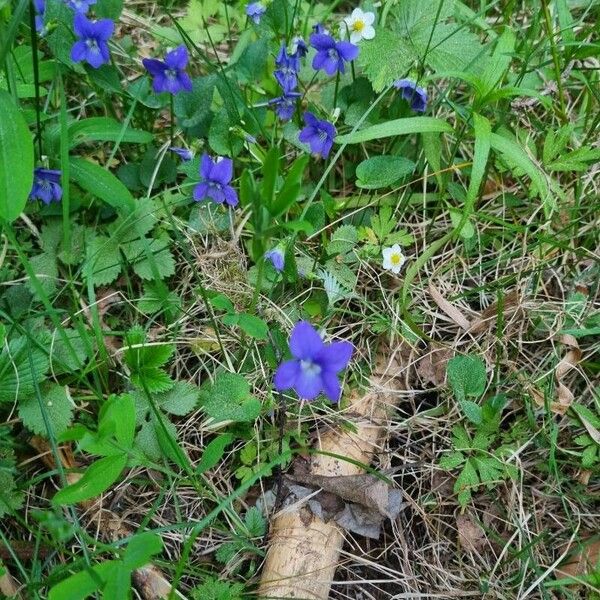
top-left (351, 7), bottom-right (363, 19)
top-left (383, 257), bottom-right (392, 270)
top-left (391, 244), bottom-right (402, 254)
top-left (391, 264), bottom-right (402, 274)
top-left (350, 31), bottom-right (362, 44)
top-left (382, 247), bottom-right (393, 260)
top-left (362, 26), bottom-right (375, 40)
top-left (363, 11), bottom-right (375, 25)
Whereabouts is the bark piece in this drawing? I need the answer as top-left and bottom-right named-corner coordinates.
top-left (259, 347), bottom-right (409, 599)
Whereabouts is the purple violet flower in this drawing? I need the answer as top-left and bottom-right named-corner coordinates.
top-left (169, 147), bottom-right (193, 161)
top-left (29, 168), bottom-right (62, 204)
top-left (193, 154), bottom-right (238, 207)
top-left (274, 321), bottom-right (353, 402)
top-left (65, 0), bottom-right (97, 13)
top-left (246, 2), bottom-right (266, 24)
top-left (291, 36), bottom-right (308, 58)
top-left (394, 79), bottom-right (428, 113)
top-left (274, 43), bottom-right (300, 91)
top-left (265, 248), bottom-right (284, 272)
top-left (33, 0), bottom-right (45, 33)
top-left (70, 13), bottom-right (113, 69)
top-left (269, 85), bottom-right (301, 121)
top-left (298, 112), bottom-right (336, 159)
top-left (142, 45), bottom-right (193, 95)
top-left (310, 33), bottom-right (358, 76)
top-left (312, 23), bottom-right (328, 35)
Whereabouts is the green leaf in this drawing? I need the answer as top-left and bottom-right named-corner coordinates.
top-left (53, 454), bottom-right (127, 506)
top-left (454, 458), bottom-right (479, 507)
top-left (489, 133), bottom-right (551, 211)
top-left (66, 117), bottom-right (152, 149)
top-left (84, 234), bottom-right (122, 286)
top-left (28, 252), bottom-right (58, 297)
top-left (447, 355), bottom-right (487, 402)
top-left (136, 417), bottom-right (178, 461)
top-left (0, 453), bottom-right (24, 518)
top-left (336, 117), bottom-right (452, 145)
top-left (156, 381), bottom-right (200, 416)
top-left (237, 313), bottom-right (269, 340)
top-left (69, 157), bottom-right (136, 213)
top-left (244, 506), bottom-right (266, 537)
top-left (199, 372), bottom-right (261, 423)
top-left (19, 384), bottom-right (74, 437)
top-left (0, 336), bottom-right (49, 404)
top-left (460, 399), bottom-right (483, 426)
top-left (196, 433), bottom-right (234, 474)
top-left (50, 328), bottom-right (90, 373)
top-left (48, 560), bottom-right (117, 600)
top-left (355, 155), bottom-right (415, 189)
top-left (270, 155), bottom-right (308, 217)
top-left (95, 0), bottom-right (123, 19)
top-left (439, 451), bottom-right (465, 470)
top-left (0, 90), bottom-right (34, 222)
top-left (261, 147), bottom-right (281, 211)
top-left (327, 225), bottom-right (358, 256)
top-left (173, 75), bottom-right (216, 129)
top-left (359, 0), bottom-right (488, 91)
top-left (125, 237), bottom-right (176, 281)
top-left (122, 532), bottom-right (163, 570)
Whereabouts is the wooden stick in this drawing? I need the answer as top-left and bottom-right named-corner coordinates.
top-left (29, 437), bottom-right (186, 600)
top-left (259, 348), bottom-right (407, 599)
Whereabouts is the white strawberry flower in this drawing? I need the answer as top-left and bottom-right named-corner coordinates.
top-left (343, 8), bottom-right (376, 44)
top-left (382, 244), bottom-right (406, 274)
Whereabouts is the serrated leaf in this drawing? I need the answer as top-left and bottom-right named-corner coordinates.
top-left (199, 372), bottom-right (260, 423)
top-left (439, 451), bottom-right (465, 470)
top-left (0, 464), bottom-right (24, 518)
top-left (460, 399), bottom-right (483, 425)
top-left (28, 252), bottom-right (58, 297)
top-left (136, 417), bottom-right (178, 461)
top-left (19, 384), bottom-right (74, 437)
top-left (50, 328), bottom-right (89, 373)
top-left (447, 355), bottom-right (487, 402)
top-left (125, 237), bottom-right (176, 281)
top-left (327, 225), bottom-right (358, 256)
top-left (84, 235), bottom-right (122, 286)
top-left (0, 336), bottom-right (49, 404)
top-left (131, 367), bottom-right (173, 393)
top-left (156, 381), bottom-right (200, 416)
top-left (244, 506), bottom-right (266, 537)
top-left (454, 458), bottom-right (479, 507)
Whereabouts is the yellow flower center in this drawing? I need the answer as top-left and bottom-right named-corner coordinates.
top-left (390, 253), bottom-right (402, 265)
top-left (352, 19), bottom-right (365, 32)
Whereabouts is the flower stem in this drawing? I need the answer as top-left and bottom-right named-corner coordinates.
top-left (169, 94), bottom-right (174, 147)
top-left (28, 0), bottom-right (43, 160)
top-left (333, 70), bottom-right (340, 112)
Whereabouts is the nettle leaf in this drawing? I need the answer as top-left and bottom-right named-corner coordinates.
top-left (124, 236), bottom-right (176, 281)
top-left (0, 336), bottom-right (49, 404)
top-left (84, 235), bottom-right (122, 286)
top-left (199, 372), bottom-right (261, 423)
top-left (356, 155), bottom-right (415, 189)
top-left (359, 0), bottom-right (488, 91)
top-left (0, 451), bottom-right (24, 518)
top-left (447, 355), bottom-right (487, 402)
top-left (28, 252), bottom-right (59, 297)
top-left (19, 384), bottom-right (74, 437)
top-left (156, 381), bottom-right (200, 416)
top-left (136, 417), bottom-right (178, 461)
top-left (327, 225), bottom-right (359, 257)
top-left (244, 506), bottom-right (266, 537)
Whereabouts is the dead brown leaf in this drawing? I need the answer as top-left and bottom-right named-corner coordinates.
top-left (557, 539), bottom-right (600, 581)
top-left (416, 347), bottom-right (453, 387)
top-left (456, 513), bottom-right (486, 553)
top-left (428, 283), bottom-right (471, 330)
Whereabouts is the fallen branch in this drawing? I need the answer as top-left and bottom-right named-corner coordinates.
top-left (29, 437), bottom-right (185, 600)
top-left (259, 347), bottom-right (409, 599)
